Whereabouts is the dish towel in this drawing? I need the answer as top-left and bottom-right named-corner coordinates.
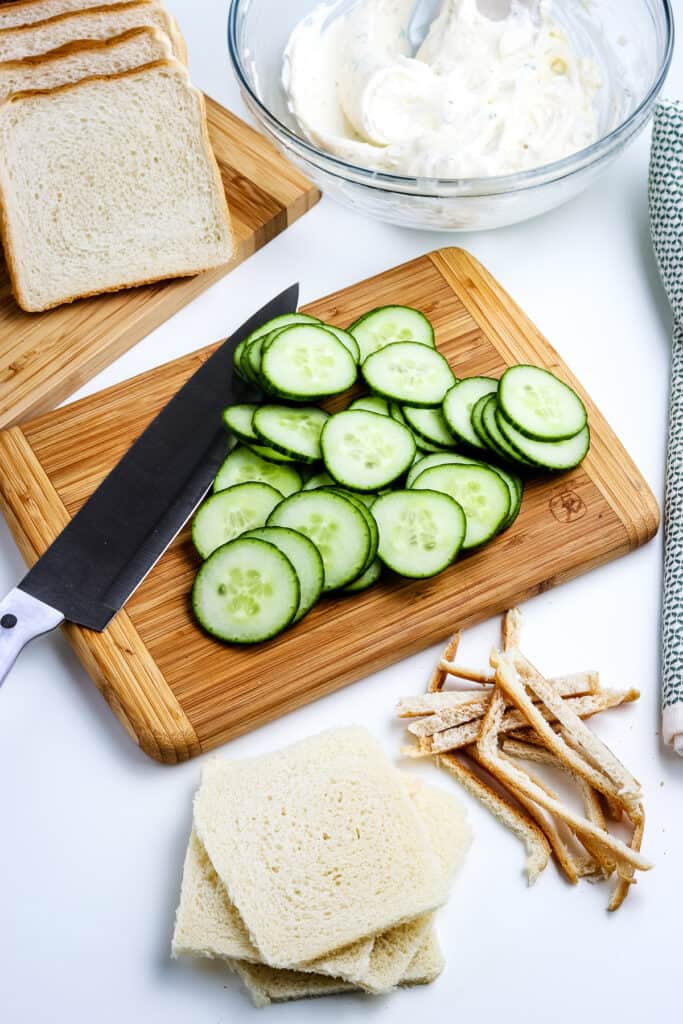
top-left (650, 99), bottom-right (683, 755)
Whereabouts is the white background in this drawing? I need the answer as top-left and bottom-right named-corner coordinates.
top-left (1, 2), bottom-right (681, 1021)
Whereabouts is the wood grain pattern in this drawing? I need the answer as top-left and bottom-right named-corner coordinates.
top-left (0, 249), bottom-right (660, 763)
top-left (0, 95), bottom-right (320, 429)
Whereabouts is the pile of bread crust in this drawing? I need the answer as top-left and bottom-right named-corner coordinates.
top-left (399, 608), bottom-right (651, 909)
top-left (172, 727), bottom-right (472, 1008)
top-left (0, 1), bottom-right (232, 312)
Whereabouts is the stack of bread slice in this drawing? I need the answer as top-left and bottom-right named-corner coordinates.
top-left (0, 1), bottom-right (232, 312)
top-left (172, 727), bottom-right (471, 1008)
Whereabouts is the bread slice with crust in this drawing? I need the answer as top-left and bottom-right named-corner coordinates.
top-left (0, 59), bottom-right (232, 312)
top-left (0, 2), bottom-right (186, 63)
top-left (0, 27), bottom-right (172, 101)
top-left (0, 0), bottom-right (152, 29)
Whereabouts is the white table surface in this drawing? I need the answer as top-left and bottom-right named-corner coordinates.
top-left (1, 3), bottom-right (681, 1021)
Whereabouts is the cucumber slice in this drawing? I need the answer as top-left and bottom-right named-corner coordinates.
top-left (192, 482), bottom-right (283, 559)
top-left (349, 395), bottom-right (391, 416)
top-left (213, 446), bottom-right (303, 497)
top-left (443, 377), bottom-right (499, 450)
top-left (192, 537), bottom-right (299, 644)
top-left (498, 365), bottom-right (587, 441)
top-left (372, 489), bottom-right (466, 578)
top-left (389, 402), bottom-right (408, 425)
top-left (471, 393), bottom-right (510, 461)
top-left (495, 412), bottom-right (591, 470)
top-left (481, 394), bottom-right (534, 466)
top-left (489, 463), bottom-right (523, 530)
top-left (253, 405), bottom-right (329, 463)
top-left (245, 312), bottom-right (321, 348)
top-left (246, 335), bottom-right (267, 383)
top-left (322, 487), bottom-right (379, 573)
top-left (412, 463), bottom-right (511, 549)
top-left (267, 490), bottom-right (371, 591)
top-left (401, 404), bottom-right (455, 448)
top-left (321, 410), bottom-right (416, 492)
top-left (223, 403), bottom-right (259, 445)
top-left (244, 526), bottom-right (323, 622)
top-left (303, 470), bottom-right (335, 490)
top-left (349, 306), bottom-right (435, 363)
top-left (261, 325), bottom-right (357, 400)
top-left (244, 442), bottom-right (298, 464)
top-left (343, 557), bottom-right (382, 593)
top-left (323, 325), bottom-right (361, 363)
top-left (406, 451), bottom-right (482, 488)
top-left (361, 342), bottom-right (456, 408)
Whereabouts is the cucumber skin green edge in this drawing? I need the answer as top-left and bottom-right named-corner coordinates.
top-left (495, 410), bottom-right (591, 470)
top-left (497, 364), bottom-right (588, 442)
top-left (191, 538), bottom-right (300, 645)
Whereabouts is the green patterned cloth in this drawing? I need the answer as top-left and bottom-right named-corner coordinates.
top-left (650, 99), bottom-right (683, 755)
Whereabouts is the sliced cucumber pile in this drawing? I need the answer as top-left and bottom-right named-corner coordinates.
top-left (191, 304), bottom-right (589, 644)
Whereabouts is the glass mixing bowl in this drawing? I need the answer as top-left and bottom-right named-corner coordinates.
top-left (227, 0), bottom-right (674, 231)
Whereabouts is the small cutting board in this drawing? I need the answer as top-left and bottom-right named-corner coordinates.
top-left (0, 249), bottom-right (659, 763)
top-left (0, 96), bottom-right (319, 429)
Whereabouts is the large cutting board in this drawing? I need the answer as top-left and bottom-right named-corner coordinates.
top-left (0, 96), bottom-right (319, 429)
top-left (0, 249), bottom-right (659, 763)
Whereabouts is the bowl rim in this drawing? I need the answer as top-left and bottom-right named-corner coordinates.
top-left (227, 0), bottom-right (675, 196)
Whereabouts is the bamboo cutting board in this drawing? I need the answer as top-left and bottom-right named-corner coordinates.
top-left (0, 249), bottom-right (659, 763)
top-left (0, 96), bottom-right (319, 430)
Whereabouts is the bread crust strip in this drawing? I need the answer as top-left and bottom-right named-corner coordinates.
top-left (475, 683), bottom-right (651, 874)
top-left (501, 739), bottom-right (614, 879)
top-left (407, 672), bottom-right (600, 739)
top-left (437, 752), bottom-right (550, 885)
top-left (466, 745), bottom-right (582, 884)
top-left (491, 652), bottom-right (639, 811)
top-left (403, 689), bottom-right (639, 758)
top-left (511, 651), bottom-right (642, 814)
top-left (427, 632), bottom-right (461, 692)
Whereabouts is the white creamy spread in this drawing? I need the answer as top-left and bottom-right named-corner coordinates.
top-left (282, 0), bottom-right (602, 178)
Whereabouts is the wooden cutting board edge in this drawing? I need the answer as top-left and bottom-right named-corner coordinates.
top-left (0, 248), bottom-right (660, 764)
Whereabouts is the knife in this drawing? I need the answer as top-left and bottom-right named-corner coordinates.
top-left (0, 284), bottom-right (299, 687)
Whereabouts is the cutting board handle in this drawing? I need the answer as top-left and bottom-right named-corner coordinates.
top-left (0, 589), bottom-right (64, 688)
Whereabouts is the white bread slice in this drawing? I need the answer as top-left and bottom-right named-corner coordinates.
top-left (228, 959), bottom-right (354, 1008)
top-left (0, 60), bottom-right (232, 312)
top-left (400, 930), bottom-right (445, 986)
top-left (0, 0), bottom-right (152, 29)
top-left (356, 773), bottom-right (470, 994)
top-left (227, 930), bottom-right (445, 1008)
top-left (0, 27), bottom-right (172, 102)
top-left (173, 775), bottom-right (468, 984)
top-left (0, 2), bottom-right (186, 63)
top-left (191, 728), bottom-right (449, 969)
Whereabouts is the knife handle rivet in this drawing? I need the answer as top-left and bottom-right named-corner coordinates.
top-left (1, 614), bottom-right (17, 629)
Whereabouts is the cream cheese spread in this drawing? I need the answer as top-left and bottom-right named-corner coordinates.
top-left (282, 0), bottom-right (602, 179)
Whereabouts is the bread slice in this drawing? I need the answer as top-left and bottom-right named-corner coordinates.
top-left (0, 2), bottom-right (186, 63)
top-left (0, 27), bottom-right (172, 102)
top-left (0, 60), bottom-right (232, 312)
top-left (173, 774), bottom-right (468, 985)
top-left (192, 728), bottom-right (449, 969)
top-left (356, 774), bottom-right (470, 994)
top-left (0, 0), bottom-right (148, 29)
top-left (227, 930), bottom-right (445, 1008)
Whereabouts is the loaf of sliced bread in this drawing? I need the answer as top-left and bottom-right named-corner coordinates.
top-left (0, 59), bottom-right (232, 312)
top-left (0, 2), bottom-right (186, 63)
top-left (0, 27), bottom-right (172, 101)
top-left (0, 0), bottom-right (147, 29)
top-left (173, 775), bottom-right (468, 985)
top-left (192, 728), bottom-right (449, 969)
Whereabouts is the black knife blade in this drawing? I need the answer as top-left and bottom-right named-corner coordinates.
top-left (16, 284), bottom-right (299, 630)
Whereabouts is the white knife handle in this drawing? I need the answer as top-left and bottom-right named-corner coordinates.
top-left (0, 588), bottom-right (64, 688)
